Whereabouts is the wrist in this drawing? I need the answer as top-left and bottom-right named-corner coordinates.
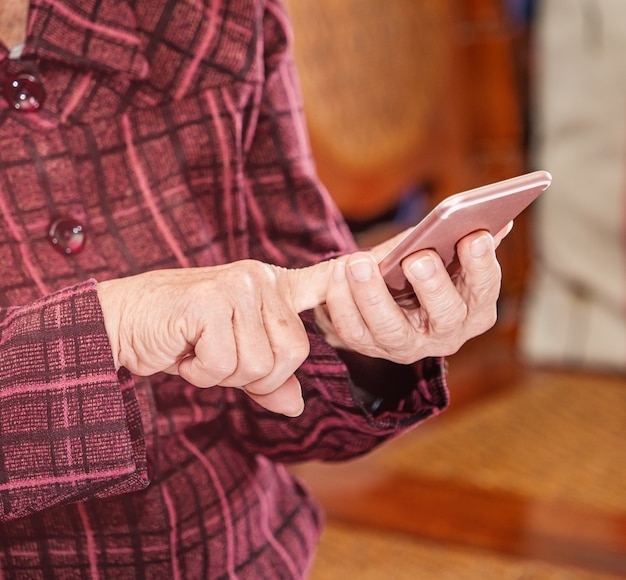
top-left (96, 279), bottom-right (122, 370)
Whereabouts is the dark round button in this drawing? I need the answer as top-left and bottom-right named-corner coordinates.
top-left (3, 71), bottom-right (46, 112)
top-left (48, 218), bottom-right (86, 255)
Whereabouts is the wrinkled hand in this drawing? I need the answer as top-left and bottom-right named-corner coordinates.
top-left (97, 260), bottom-right (333, 417)
top-left (97, 224), bottom-right (509, 417)
top-left (313, 225), bottom-right (511, 363)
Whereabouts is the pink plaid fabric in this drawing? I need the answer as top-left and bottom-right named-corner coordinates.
top-left (0, 0), bottom-right (448, 577)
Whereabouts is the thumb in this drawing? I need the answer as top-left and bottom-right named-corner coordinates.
top-left (285, 258), bottom-right (339, 313)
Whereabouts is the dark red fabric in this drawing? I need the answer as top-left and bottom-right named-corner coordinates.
top-left (0, 1), bottom-right (448, 577)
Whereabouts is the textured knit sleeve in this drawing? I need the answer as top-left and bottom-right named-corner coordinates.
top-left (0, 281), bottom-right (149, 521)
top-left (227, 0), bottom-right (449, 463)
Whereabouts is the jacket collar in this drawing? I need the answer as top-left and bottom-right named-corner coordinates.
top-left (23, 0), bottom-right (149, 79)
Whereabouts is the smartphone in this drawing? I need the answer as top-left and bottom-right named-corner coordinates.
top-left (378, 170), bottom-right (552, 306)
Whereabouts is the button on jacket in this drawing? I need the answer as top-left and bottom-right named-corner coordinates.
top-left (0, 1), bottom-right (448, 577)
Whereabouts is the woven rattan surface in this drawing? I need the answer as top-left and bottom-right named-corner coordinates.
top-left (378, 371), bottom-right (626, 512)
top-left (284, 0), bottom-right (450, 171)
top-left (308, 370), bottom-right (626, 578)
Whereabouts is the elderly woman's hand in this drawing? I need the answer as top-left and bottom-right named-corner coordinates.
top-left (96, 225), bottom-right (507, 417)
top-left (312, 227), bottom-right (508, 363)
top-left (96, 260), bottom-right (328, 418)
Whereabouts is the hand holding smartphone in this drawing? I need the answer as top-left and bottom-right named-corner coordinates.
top-left (378, 171), bottom-right (552, 306)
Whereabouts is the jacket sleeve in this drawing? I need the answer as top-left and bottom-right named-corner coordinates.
top-left (228, 0), bottom-right (449, 462)
top-left (0, 280), bottom-right (149, 521)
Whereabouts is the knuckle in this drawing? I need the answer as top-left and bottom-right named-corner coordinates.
top-left (431, 301), bottom-right (467, 336)
top-left (291, 341), bottom-right (312, 365)
top-left (475, 262), bottom-right (502, 293)
top-left (247, 260), bottom-right (276, 284)
top-left (468, 305), bottom-right (498, 337)
top-left (202, 347), bottom-right (239, 382)
top-left (226, 260), bottom-right (274, 295)
top-left (240, 358), bottom-right (274, 383)
top-left (338, 324), bottom-right (368, 347)
top-left (485, 306), bottom-right (498, 329)
top-left (370, 317), bottom-right (407, 345)
top-left (210, 361), bottom-right (238, 384)
top-left (483, 275), bottom-right (503, 300)
top-left (275, 340), bottom-right (310, 369)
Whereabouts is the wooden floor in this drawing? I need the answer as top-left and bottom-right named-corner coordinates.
top-left (292, 327), bottom-right (626, 579)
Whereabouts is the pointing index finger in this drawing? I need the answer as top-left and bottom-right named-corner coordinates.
top-left (286, 259), bottom-right (338, 313)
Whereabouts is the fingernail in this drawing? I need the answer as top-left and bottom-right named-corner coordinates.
top-left (410, 256), bottom-right (435, 280)
top-left (349, 259), bottom-right (373, 282)
top-left (471, 234), bottom-right (491, 258)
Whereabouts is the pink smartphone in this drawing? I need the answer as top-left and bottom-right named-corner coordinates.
top-left (378, 170), bottom-right (552, 306)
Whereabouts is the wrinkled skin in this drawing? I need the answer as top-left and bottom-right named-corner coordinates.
top-left (98, 225), bottom-right (509, 416)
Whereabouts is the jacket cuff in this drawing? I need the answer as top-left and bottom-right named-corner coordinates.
top-left (0, 280), bottom-right (148, 520)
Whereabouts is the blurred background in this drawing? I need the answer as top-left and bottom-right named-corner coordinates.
top-left (283, 0), bottom-right (626, 578)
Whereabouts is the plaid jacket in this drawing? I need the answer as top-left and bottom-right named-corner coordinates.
top-left (0, 0), bottom-right (448, 577)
